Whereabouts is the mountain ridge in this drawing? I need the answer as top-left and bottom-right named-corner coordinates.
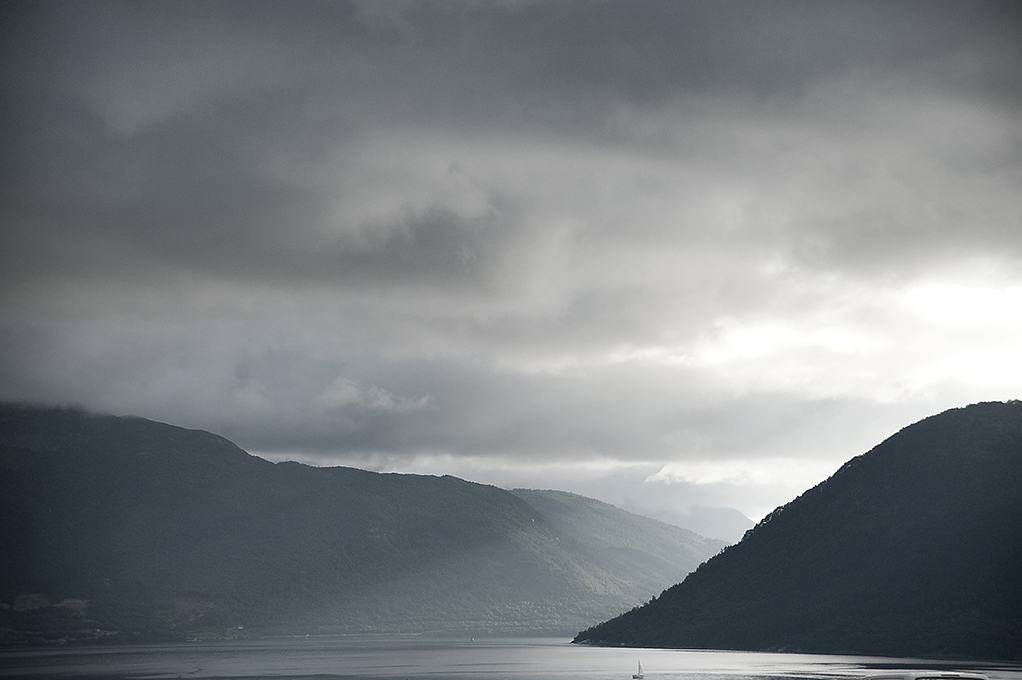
top-left (574, 401), bottom-right (1022, 660)
top-left (0, 402), bottom-right (722, 645)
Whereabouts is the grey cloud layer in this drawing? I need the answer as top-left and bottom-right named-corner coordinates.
top-left (2, 1), bottom-right (1021, 489)
top-left (5, 1), bottom-right (1020, 278)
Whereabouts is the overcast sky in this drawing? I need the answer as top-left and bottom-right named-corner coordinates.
top-left (2, 0), bottom-right (1021, 525)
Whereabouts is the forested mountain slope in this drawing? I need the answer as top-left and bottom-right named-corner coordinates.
top-left (511, 489), bottom-right (724, 587)
top-left (574, 401), bottom-right (1022, 660)
top-left (0, 403), bottom-right (720, 645)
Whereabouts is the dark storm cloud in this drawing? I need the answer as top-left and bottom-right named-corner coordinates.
top-left (3, 0), bottom-right (1020, 283)
top-left (2, 0), bottom-right (1021, 518)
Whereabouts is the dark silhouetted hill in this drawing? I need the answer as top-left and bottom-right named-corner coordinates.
top-left (574, 401), bottom-right (1022, 660)
top-left (0, 403), bottom-right (721, 645)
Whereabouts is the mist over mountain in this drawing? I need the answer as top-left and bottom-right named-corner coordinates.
top-left (634, 505), bottom-right (753, 544)
top-left (0, 403), bottom-right (722, 645)
top-left (574, 401), bottom-right (1022, 660)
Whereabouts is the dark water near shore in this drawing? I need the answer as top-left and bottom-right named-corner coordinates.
top-left (1, 637), bottom-right (1019, 680)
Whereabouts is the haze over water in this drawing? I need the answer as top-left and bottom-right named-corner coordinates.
top-left (2, 638), bottom-right (1020, 680)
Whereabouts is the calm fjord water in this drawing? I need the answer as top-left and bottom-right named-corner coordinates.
top-left (2, 637), bottom-right (1019, 680)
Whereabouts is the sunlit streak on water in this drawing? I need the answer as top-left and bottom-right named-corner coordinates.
top-left (1, 637), bottom-right (1019, 680)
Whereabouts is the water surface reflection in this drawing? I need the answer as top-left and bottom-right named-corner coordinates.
top-left (1, 637), bottom-right (1019, 680)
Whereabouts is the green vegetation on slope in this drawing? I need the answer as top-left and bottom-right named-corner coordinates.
top-left (510, 489), bottom-right (724, 590)
top-left (574, 401), bottom-right (1022, 660)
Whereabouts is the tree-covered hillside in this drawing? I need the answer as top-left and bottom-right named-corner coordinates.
top-left (0, 404), bottom-right (720, 645)
top-left (510, 489), bottom-right (723, 588)
top-left (574, 401), bottom-right (1022, 660)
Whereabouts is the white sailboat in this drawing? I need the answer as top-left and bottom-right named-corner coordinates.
top-left (632, 661), bottom-right (644, 679)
